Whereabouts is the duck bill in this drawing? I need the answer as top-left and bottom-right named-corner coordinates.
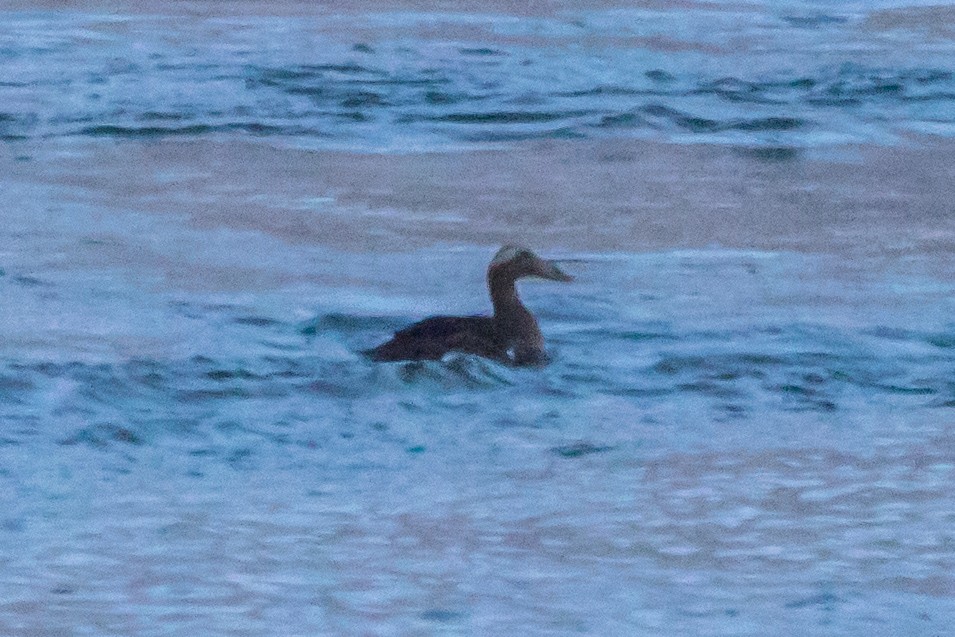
top-left (534, 258), bottom-right (574, 282)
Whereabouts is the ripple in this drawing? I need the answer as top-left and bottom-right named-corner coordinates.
top-left (60, 423), bottom-right (142, 448)
top-left (552, 442), bottom-right (614, 458)
top-left (2, 13), bottom-right (954, 150)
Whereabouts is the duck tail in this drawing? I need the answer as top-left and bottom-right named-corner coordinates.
top-left (361, 345), bottom-right (387, 361)
top-left (361, 339), bottom-right (405, 362)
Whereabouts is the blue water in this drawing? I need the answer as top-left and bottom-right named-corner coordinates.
top-left (2, 2), bottom-right (955, 635)
top-left (2, 2), bottom-right (955, 151)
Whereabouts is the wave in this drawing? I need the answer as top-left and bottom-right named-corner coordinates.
top-left (1, 316), bottom-right (950, 450)
top-left (1, 10), bottom-right (953, 151)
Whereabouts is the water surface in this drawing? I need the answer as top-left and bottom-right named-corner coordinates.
top-left (2, 1), bottom-right (955, 635)
top-left (2, 1), bottom-right (955, 151)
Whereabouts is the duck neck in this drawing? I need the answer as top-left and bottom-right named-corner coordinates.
top-left (488, 270), bottom-right (526, 321)
top-left (488, 269), bottom-right (543, 354)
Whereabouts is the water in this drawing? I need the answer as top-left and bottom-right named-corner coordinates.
top-left (2, 2), bottom-right (955, 151)
top-left (2, 1), bottom-right (955, 635)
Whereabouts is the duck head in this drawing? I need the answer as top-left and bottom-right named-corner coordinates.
top-left (488, 245), bottom-right (574, 283)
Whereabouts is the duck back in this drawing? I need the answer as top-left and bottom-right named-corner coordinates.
top-left (363, 315), bottom-right (507, 363)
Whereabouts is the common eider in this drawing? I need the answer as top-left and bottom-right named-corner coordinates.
top-left (364, 246), bottom-right (573, 366)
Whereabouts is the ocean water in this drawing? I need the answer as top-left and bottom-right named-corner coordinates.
top-left (2, 1), bottom-right (955, 151)
top-left (2, 2), bottom-right (955, 636)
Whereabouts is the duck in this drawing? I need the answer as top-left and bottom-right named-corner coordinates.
top-left (364, 246), bottom-right (573, 366)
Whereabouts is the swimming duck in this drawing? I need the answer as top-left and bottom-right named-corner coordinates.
top-left (364, 246), bottom-right (573, 366)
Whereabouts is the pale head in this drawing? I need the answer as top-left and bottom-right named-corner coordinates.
top-left (488, 245), bottom-right (573, 282)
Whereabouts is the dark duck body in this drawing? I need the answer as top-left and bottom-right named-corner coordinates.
top-left (364, 246), bottom-right (573, 366)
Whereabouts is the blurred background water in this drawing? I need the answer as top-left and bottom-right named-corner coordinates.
top-left (1, 1), bottom-right (955, 635)
top-left (2, 1), bottom-right (955, 151)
